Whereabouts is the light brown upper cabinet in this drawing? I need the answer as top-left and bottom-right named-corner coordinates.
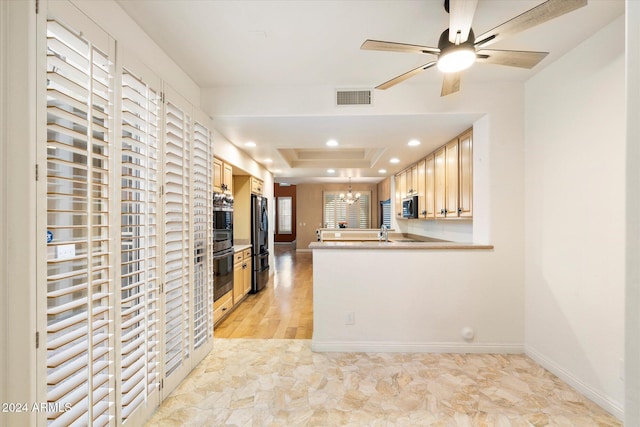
top-left (458, 129), bottom-right (473, 218)
top-left (424, 154), bottom-right (436, 219)
top-left (434, 147), bottom-right (446, 218)
top-left (213, 157), bottom-right (233, 194)
top-left (213, 157), bottom-right (223, 193)
top-left (250, 176), bottom-right (264, 195)
top-left (417, 159), bottom-right (426, 218)
top-left (407, 164), bottom-right (418, 196)
top-left (445, 138), bottom-right (459, 217)
top-left (394, 174), bottom-right (402, 217)
top-left (394, 127), bottom-right (472, 220)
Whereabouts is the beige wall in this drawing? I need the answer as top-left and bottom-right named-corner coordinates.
top-left (296, 182), bottom-right (379, 249)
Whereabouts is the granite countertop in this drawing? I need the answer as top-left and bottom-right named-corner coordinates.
top-left (309, 241), bottom-right (493, 250)
top-left (234, 244), bottom-right (252, 252)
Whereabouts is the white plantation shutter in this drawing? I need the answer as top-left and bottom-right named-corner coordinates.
top-left (323, 191), bottom-right (371, 229)
top-left (119, 68), bottom-right (161, 422)
top-left (44, 17), bottom-right (115, 427)
top-left (277, 197), bottom-right (292, 234)
top-left (163, 98), bottom-right (192, 383)
top-left (357, 193), bottom-right (370, 228)
top-left (192, 120), bottom-right (213, 355)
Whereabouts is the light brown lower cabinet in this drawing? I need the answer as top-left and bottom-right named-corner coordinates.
top-left (214, 290), bottom-right (233, 325)
top-left (243, 249), bottom-right (252, 294)
top-left (234, 248), bottom-right (252, 304)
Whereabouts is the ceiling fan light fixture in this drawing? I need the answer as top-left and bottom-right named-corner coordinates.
top-left (437, 47), bottom-right (476, 73)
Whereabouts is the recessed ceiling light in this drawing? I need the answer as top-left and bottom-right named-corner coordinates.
top-left (264, 158), bottom-right (273, 163)
top-left (378, 169), bottom-right (387, 174)
top-left (408, 139), bottom-right (421, 147)
top-left (244, 141), bottom-right (256, 147)
top-left (390, 158), bottom-right (400, 164)
top-left (326, 139), bottom-right (339, 147)
top-left (327, 169), bottom-right (335, 174)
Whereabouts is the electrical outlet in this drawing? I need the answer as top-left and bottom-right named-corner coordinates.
top-left (345, 311), bottom-right (355, 325)
top-left (335, 232), bottom-right (341, 238)
top-left (56, 244), bottom-right (76, 259)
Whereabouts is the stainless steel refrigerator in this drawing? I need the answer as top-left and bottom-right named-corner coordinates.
top-left (250, 194), bottom-right (269, 293)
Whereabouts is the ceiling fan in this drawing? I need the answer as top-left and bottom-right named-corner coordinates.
top-left (361, 0), bottom-right (587, 96)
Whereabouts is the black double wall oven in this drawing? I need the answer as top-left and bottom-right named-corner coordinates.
top-left (213, 193), bottom-right (234, 302)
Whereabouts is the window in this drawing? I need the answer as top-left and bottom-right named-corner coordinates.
top-left (323, 191), bottom-right (371, 228)
top-left (277, 197), bottom-right (292, 234)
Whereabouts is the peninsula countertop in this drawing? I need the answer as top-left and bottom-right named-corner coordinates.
top-left (309, 241), bottom-right (494, 250)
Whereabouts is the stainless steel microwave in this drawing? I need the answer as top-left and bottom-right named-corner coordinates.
top-left (402, 195), bottom-right (419, 219)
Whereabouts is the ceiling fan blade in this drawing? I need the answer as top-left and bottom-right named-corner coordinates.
top-left (441, 72), bottom-right (461, 96)
top-left (361, 39), bottom-right (440, 55)
top-left (474, 0), bottom-right (587, 48)
top-left (475, 49), bottom-right (549, 68)
top-left (376, 62), bottom-right (437, 90)
top-left (448, 0), bottom-right (478, 43)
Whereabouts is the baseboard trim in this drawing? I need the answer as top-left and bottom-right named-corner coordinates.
top-left (525, 345), bottom-right (624, 420)
top-left (296, 248), bottom-right (312, 253)
top-left (311, 340), bottom-right (523, 354)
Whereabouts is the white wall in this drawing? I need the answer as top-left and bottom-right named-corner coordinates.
top-left (627, 1), bottom-right (640, 424)
top-left (312, 247), bottom-right (521, 353)
top-left (524, 16), bottom-right (625, 418)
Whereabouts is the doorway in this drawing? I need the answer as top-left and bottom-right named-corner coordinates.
top-left (274, 183), bottom-right (296, 243)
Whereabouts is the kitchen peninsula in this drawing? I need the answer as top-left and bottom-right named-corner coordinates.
top-left (307, 238), bottom-right (527, 355)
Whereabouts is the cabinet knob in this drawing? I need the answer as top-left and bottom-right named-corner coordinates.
top-left (458, 207), bottom-right (462, 214)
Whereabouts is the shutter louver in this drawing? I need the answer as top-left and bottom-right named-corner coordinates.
top-left (45, 18), bottom-right (115, 426)
top-left (192, 121), bottom-right (213, 350)
top-left (163, 101), bottom-right (191, 378)
top-left (119, 68), bottom-right (160, 422)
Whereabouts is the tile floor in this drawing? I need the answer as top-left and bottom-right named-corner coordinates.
top-left (146, 339), bottom-right (621, 426)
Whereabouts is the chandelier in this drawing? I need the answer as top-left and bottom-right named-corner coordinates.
top-left (339, 178), bottom-right (360, 205)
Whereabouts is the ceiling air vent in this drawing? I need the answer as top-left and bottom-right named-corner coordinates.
top-left (336, 89), bottom-right (372, 106)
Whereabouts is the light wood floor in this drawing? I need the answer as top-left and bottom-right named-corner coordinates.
top-left (214, 243), bottom-right (313, 339)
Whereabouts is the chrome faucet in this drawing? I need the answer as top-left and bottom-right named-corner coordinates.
top-left (379, 224), bottom-right (389, 242)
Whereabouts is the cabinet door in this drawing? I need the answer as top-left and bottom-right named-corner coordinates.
top-left (445, 139), bottom-right (459, 217)
top-left (243, 262), bottom-right (252, 294)
top-left (223, 163), bottom-right (233, 194)
top-left (434, 147), bottom-right (446, 218)
top-left (394, 174), bottom-right (402, 218)
top-left (406, 165), bottom-right (417, 195)
top-left (213, 157), bottom-right (223, 193)
top-left (417, 160), bottom-right (426, 218)
top-left (458, 130), bottom-right (473, 217)
top-left (233, 261), bottom-right (244, 304)
top-left (400, 170), bottom-right (407, 199)
top-left (251, 177), bottom-right (263, 195)
top-left (402, 167), bottom-right (413, 197)
top-left (425, 154), bottom-right (435, 219)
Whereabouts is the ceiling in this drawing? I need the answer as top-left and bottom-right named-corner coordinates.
top-left (117, 0), bottom-right (624, 184)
